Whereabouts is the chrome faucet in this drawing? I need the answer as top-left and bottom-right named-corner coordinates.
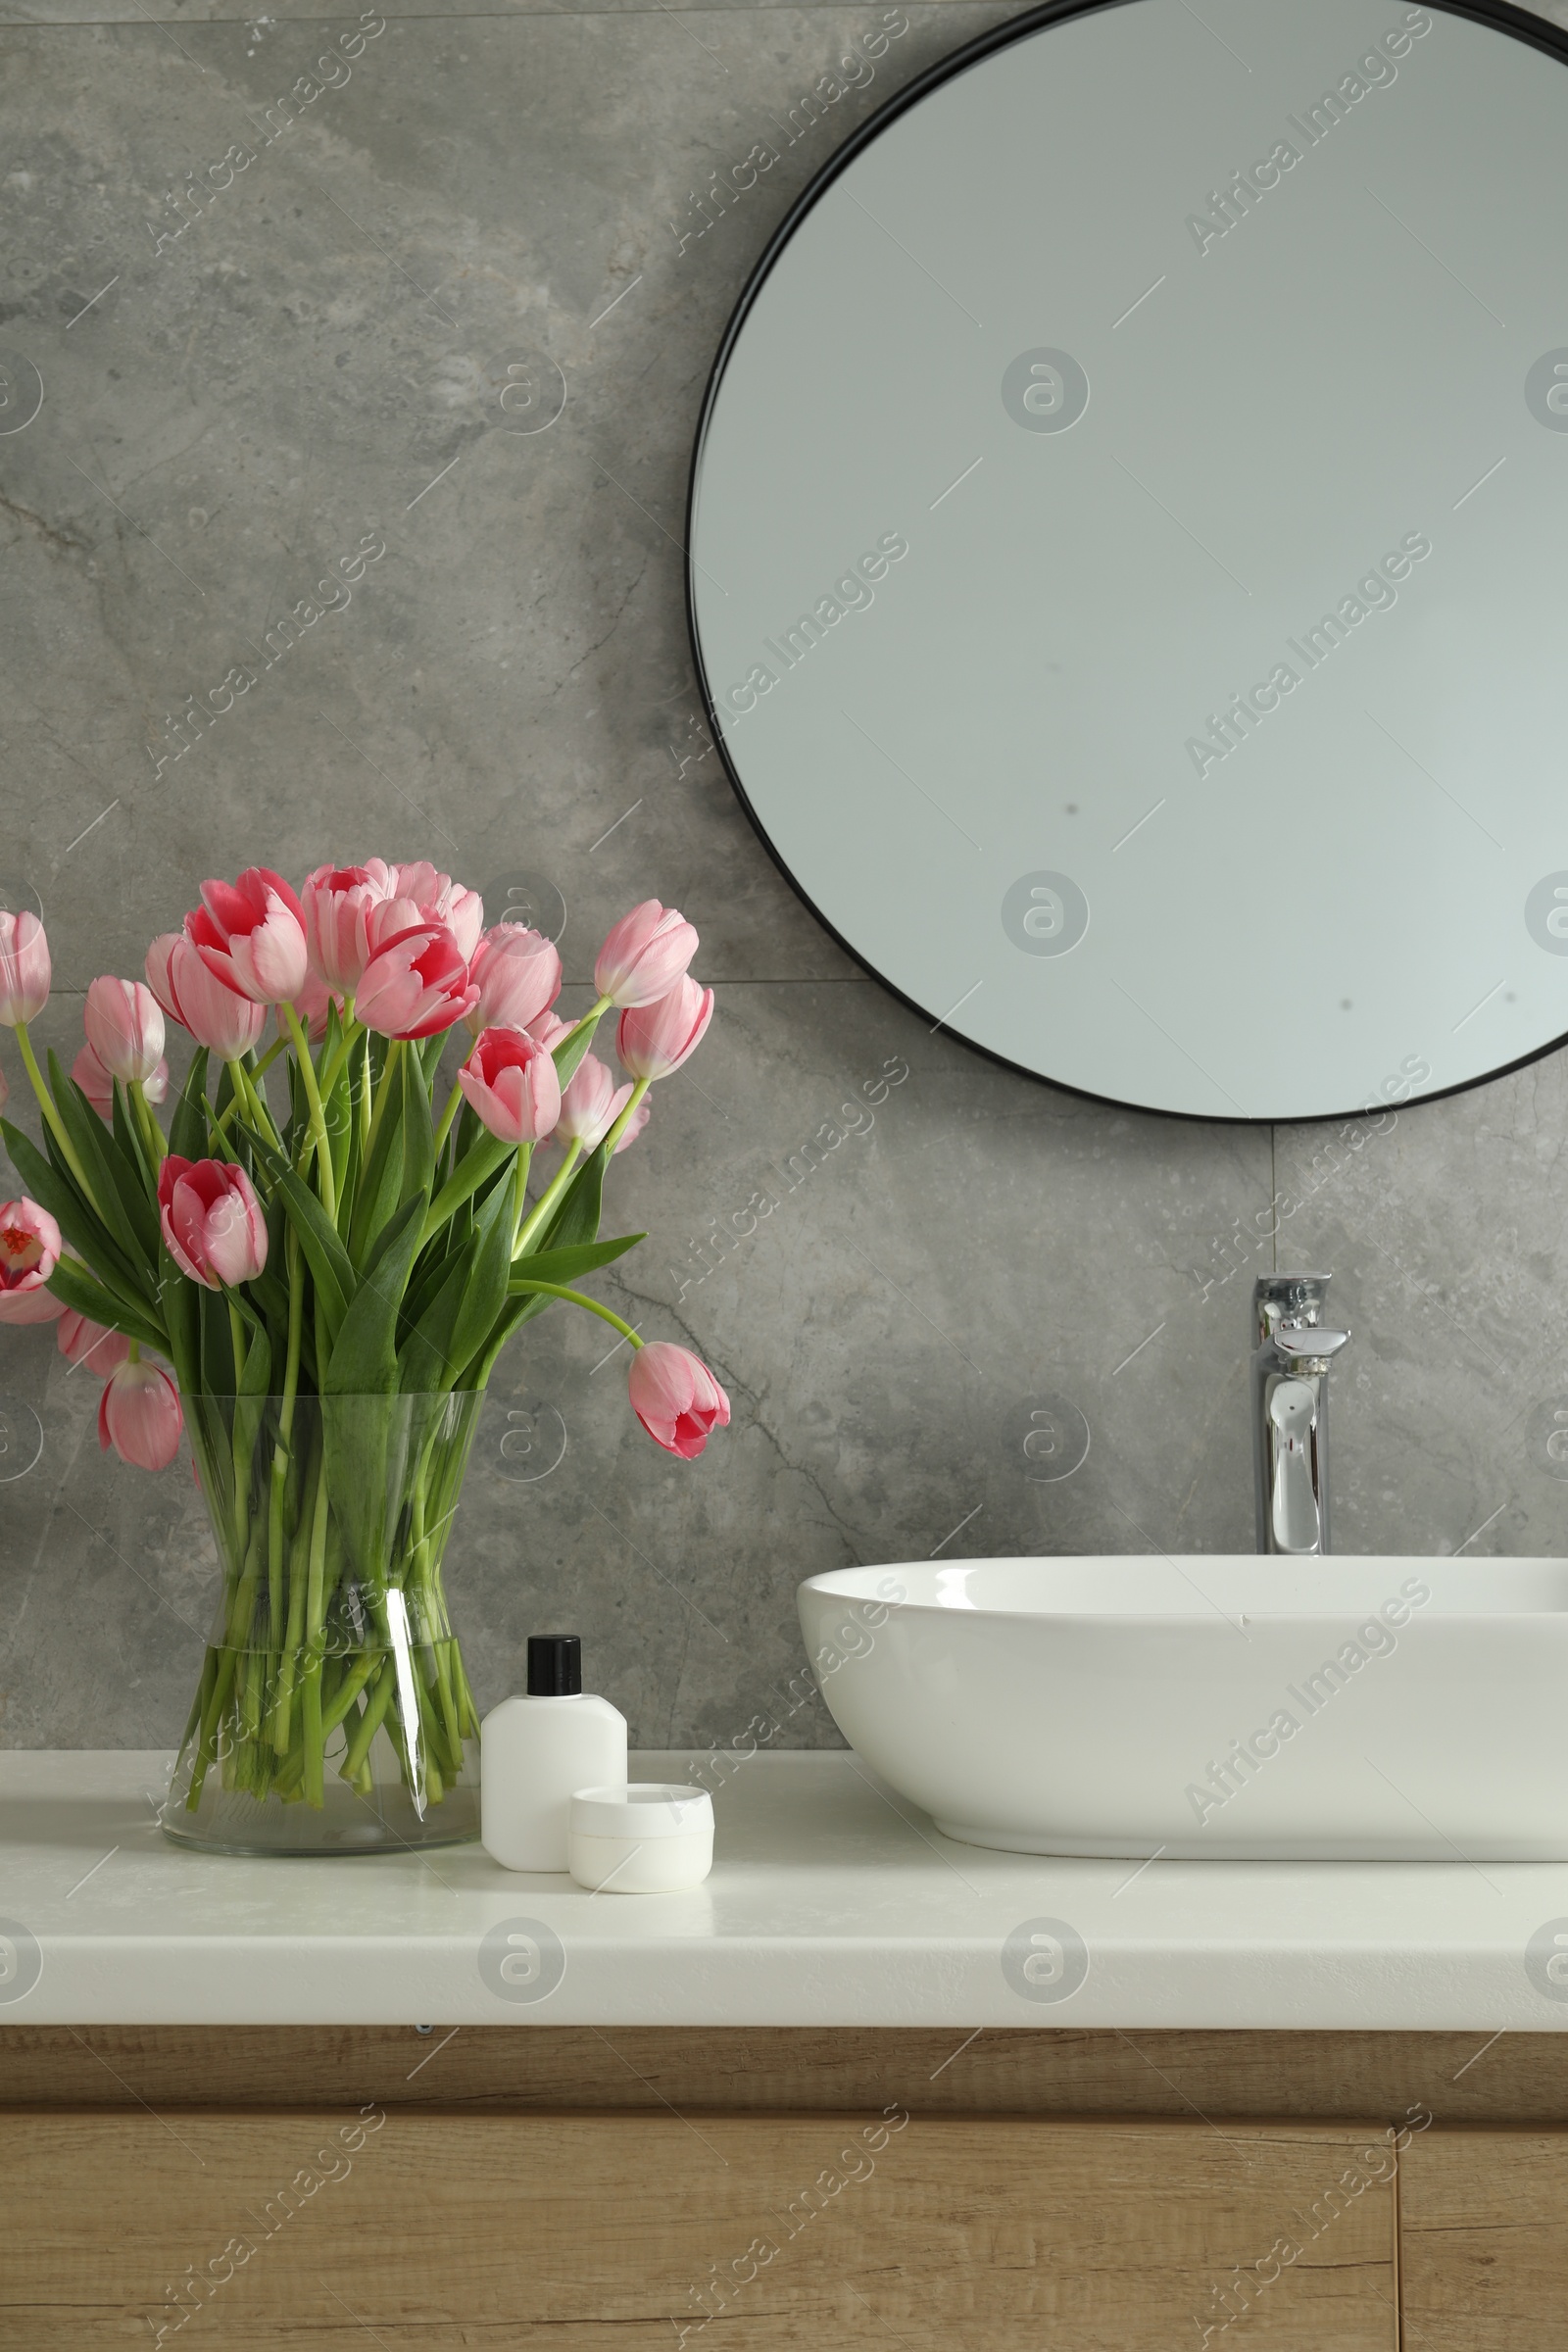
top-left (1250, 1275), bottom-right (1350, 1555)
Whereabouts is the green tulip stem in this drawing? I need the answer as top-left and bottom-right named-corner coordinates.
top-left (315, 1011), bottom-right (362, 1103)
top-left (364, 1036), bottom-right (403, 1167)
top-left (432, 1073), bottom-right (464, 1159)
top-left (128, 1079), bottom-right (167, 1166)
top-left (280, 1004), bottom-right (336, 1220)
top-left (13, 1019), bottom-right (100, 1207)
top-left (600, 1073), bottom-right (651, 1157)
top-left (504, 1278), bottom-right (643, 1351)
top-left (563, 994), bottom-right (613, 1043)
top-left (223, 1058), bottom-right (281, 1154)
top-left (511, 1140), bottom-right (582, 1260)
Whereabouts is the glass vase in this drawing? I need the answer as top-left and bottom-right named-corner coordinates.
top-left (164, 1391), bottom-right (484, 1855)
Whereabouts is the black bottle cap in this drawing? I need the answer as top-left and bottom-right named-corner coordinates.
top-left (527, 1635), bottom-right (582, 1696)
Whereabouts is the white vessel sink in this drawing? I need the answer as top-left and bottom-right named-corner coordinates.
top-left (798, 1557), bottom-right (1568, 1861)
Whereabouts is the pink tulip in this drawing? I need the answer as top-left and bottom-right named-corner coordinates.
top-left (158, 1157), bottom-right (269, 1289)
top-left (388, 862), bottom-right (484, 960)
top-left (358, 923), bottom-right (479, 1041)
top-left (594, 900), bottom-right (700, 1008)
top-left (279, 964), bottom-right (334, 1046)
top-left (186, 866), bottom-right (309, 1004)
top-left (58, 1308), bottom-right (131, 1375)
top-left (528, 1009), bottom-right (571, 1051)
top-left (144, 933), bottom-right (183, 1022)
top-left (84, 976), bottom-right (165, 1084)
top-left (74, 1041), bottom-right (169, 1120)
top-left (157, 936), bottom-right (268, 1058)
top-left (627, 1342), bottom-right (730, 1460)
top-left (555, 1053), bottom-right (648, 1155)
top-left (99, 1358), bottom-right (182, 1471)
top-left (466, 923), bottom-right (562, 1037)
top-left (0, 1286), bottom-right (64, 1326)
top-left (0, 1196), bottom-right (64, 1324)
top-left (616, 975), bottom-right (714, 1081)
top-left (457, 1026), bottom-right (562, 1145)
top-left (0, 909), bottom-right (50, 1025)
top-left (302, 860), bottom-right (397, 993)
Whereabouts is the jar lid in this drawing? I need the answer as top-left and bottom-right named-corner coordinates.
top-left (568, 1783), bottom-right (713, 1839)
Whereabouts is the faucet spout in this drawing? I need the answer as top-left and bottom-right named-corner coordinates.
top-left (1250, 1275), bottom-right (1349, 1555)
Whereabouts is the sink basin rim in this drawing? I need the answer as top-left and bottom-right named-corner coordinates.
top-left (802, 1555), bottom-right (1568, 1627)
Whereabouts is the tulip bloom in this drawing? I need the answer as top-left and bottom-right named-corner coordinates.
top-left (390, 861), bottom-right (484, 960)
top-left (84, 976), bottom-right (166, 1084)
top-left (616, 975), bottom-right (714, 1081)
top-left (74, 1041), bottom-right (169, 1119)
top-left (457, 1027), bottom-right (562, 1145)
top-left (556, 1053), bottom-right (647, 1154)
top-left (99, 1358), bottom-right (183, 1471)
top-left (0, 1196), bottom-right (64, 1325)
top-left (150, 936), bottom-right (267, 1058)
top-left (628, 1343), bottom-right (731, 1460)
top-left (58, 1307), bottom-right (131, 1375)
top-left (158, 1157), bottom-right (270, 1289)
top-left (301, 860), bottom-right (397, 993)
top-left (594, 900), bottom-right (699, 1008)
top-left (528, 1009), bottom-right (571, 1052)
top-left (358, 923), bottom-right (478, 1041)
top-left (0, 909), bottom-right (50, 1025)
top-left (186, 867), bottom-right (309, 1004)
top-left (466, 923), bottom-right (562, 1037)
top-left (144, 933), bottom-right (183, 1023)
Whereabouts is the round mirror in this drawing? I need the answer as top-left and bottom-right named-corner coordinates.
top-left (688, 0), bottom-right (1568, 1121)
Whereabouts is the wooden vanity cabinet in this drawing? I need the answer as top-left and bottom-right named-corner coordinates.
top-left (4, 2026), bottom-right (1567, 2345)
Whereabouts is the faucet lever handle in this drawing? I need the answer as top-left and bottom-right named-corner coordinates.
top-left (1273, 1325), bottom-right (1350, 1364)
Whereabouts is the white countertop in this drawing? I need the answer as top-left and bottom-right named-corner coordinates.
top-left (4, 1749), bottom-right (1568, 2030)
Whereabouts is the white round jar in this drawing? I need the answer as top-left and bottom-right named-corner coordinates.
top-left (567, 1784), bottom-right (714, 1892)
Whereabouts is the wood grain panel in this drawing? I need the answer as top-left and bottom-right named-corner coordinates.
top-left (2, 2109), bottom-right (1399, 2350)
top-left (1, 2022), bottom-right (1557, 2123)
top-left (1400, 2126), bottom-right (1568, 2347)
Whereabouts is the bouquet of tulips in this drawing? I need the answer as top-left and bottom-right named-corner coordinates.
top-left (0, 864), bottom-right (728, 1844)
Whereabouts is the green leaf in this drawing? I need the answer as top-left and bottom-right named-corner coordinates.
top-left (552, 1016), bottom-right (602, 1094)
top-left (270, 1168), bottom-right (353, 1348)
top-left (348, 1054), bottom-right (407, 1269)
top-left (248, 1134), bottom-right (355, 1344)
top-left (44, 1258), bottom-right (166, 1355)
top-left (443, 1175), bottom-right (516, 1390)
top-left (170, 1050), bottom-right (211, 1162)
top-left (334, 1037), bottom-right (368, 1245)
top-left (0, 1119), bottom-right (150, 1316)
top-left (199, 1282), bottom-right (236, 1397)
top-left (232, 1320), bottom-right (273, 1479)
top-left (247, 1195), bottom-right (293, 1333)
top-left (420, 1132), bottom-right (513, 1244)
top-left (323, 1037), bottom-right (357, 1211)
top-left (111, 1082), bottom-right (157, 1206)
top-left (155, 1252), bottom-right (200, 1394)
top-left (323, 1192), bottom-right (427, 1396)
top-left (397, 1042), bottom-right (435, 1212)
top-left (462, 1289), bottom-right (551, 1389)
top-left (398, 1231), bottom-right (478, 1394)
top-left (539, 1139), bottom-right (611, 1255)
top-left (510, 1232), bottom-right (644, 1289)
top-left (47, 1051), bottom-right (156, 1276)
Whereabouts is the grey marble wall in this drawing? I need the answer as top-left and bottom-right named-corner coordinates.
top-left (1, 0), bottom-right (1565, 1750)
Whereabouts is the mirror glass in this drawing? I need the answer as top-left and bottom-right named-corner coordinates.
top-left (689, 0), bottom-right (1568, 1121)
